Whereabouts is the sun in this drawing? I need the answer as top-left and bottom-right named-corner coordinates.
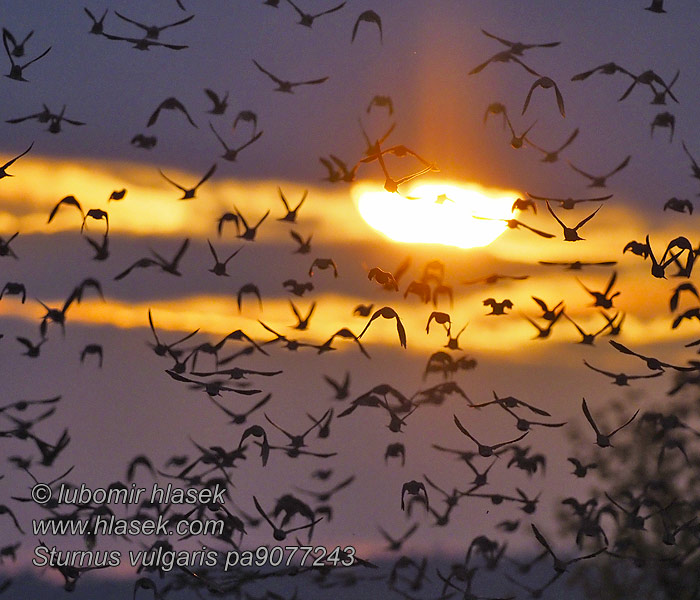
top-left (353, 181), bottom-right (520, 249)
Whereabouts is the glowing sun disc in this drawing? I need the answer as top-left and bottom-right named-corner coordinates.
top-left (354, 182), bottom-right (519, 249)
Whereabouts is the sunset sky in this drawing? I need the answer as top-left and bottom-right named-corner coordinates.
top-left (1, 1), bottom-right (699, 598)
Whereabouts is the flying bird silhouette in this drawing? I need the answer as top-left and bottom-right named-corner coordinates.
top-left (3, 30), bottom-right (51, 81)
top-left (0, 142), bottom-right (33, 179)
top-left (567, 155), bottom-right (631, 187)
top-left (204, 89), bottom-right (228, 114)
top-left (0, 282), bottom-right (26, 303)
top-left (113, 11), bottom-right (194, 40)
top-left (583, 360), bottom-right (663, 386)
top-left (526, 128), bottom-right (579, 162)
top-left (480, 29), bottom-right (561, 55)
top-left (581, 397), bottom-right (638, 447)
top-left (48, 195), bottom-right (84, 224)
top-left (522, 76), bottom-right (566, 117)
top-left (237, 283), bottom-right (263, 312)
top-left (663, 197), bottom-right (693, 214)
top-left (453, 414), bottom-right (528, 457)
top-left (147, 97), bottom-right (197, 128)
top-left (207, 241), bottom-right (242, 276)
top-left (650, 111), bottom-right (675, 142)
top-left (283, 0), bottom-right (346, 27)
top-left (352, 10), bottom-right (382, 44)
top-left (576, 271), bottom-right (620, 309)
top-left (277, 188), bottom-right (307, 223)
top-left (290, 230), bottom-right (312, 254)
top-left (473, 216), bottom-right (555, 239)
top-left (233, 110), bottom-right (258, 133)
top-left (545, 201), bottom-right (601, 241)
top-left (209, 123), bottom-right (264, 161)
top-left (252, 60), bottom-right (328, 93)
top-left (83, 8), bottom-right (108, 34)
top-left (367, 95), bottom-right (392, 115)
top-left (309, 258), bottom-right (338, 278)
top-left (2, 27), bottom-right (34, 58)
top-left (528, 192), bottom-right (612, 210)
top-left (159, 164), bottom-right (217, 200)
top-left (235, 207), bottom-right (269, 241)
top-left (358, 307), bottom-right (407, 348)
top-left (101, 32), bottom-right (188, 51)
top-left (571, 61), bottom-right (633, 81)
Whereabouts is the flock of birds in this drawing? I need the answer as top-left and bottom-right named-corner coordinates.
top-left (2, 1), bottom-right (700, 599)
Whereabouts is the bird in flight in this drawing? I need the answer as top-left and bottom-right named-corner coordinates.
top-left (290, 230), bottom-right (312, 254)
top-left (309, 258), bottom-right (338, 278)
top-left (0, 142), bottom-right (33, 179)
top-left (538, 260), bottom-right (617, 269)
top-left (528, 192), bottom-right (612, 210)
top-left (583, 360), bottom-right (662, 386)
top-left (453, 414), bottom-right (528, 457)
top-left (530, 523), bottom-right (606, 573)
top-left (5, 103), bottom-right (52, 126)
top-left (609, 339), bottom-right (695, 372)
top-left (571, 62), bottom-right (633, 81)
top-left (663, 197), bottom-right (693, 214)
top-left (233, 110), bottom-right (258, 134)
top-left (567, 155), bottom-right (631, 187)
top-left (207, 241), bottom-right (242, 276)
top-left (83, 8), bottom-right (108, 35)
top-left (681, 141), bottom-right (700, 182)
top-left (483, 298), bottom-right (514, 315)
top-left (358, 307), bottom-right (407, 348)
top-left (401, 480), bottom-right (429, 512)
top-left (147, 97), bottom-right (197, 128)
top-left (209, 123), bottom-right (263, 162)
top-left (101, 32), bottom-right (188, 51)
top-left (113, 11), bottom-right (194, 40)
top-left (3, 30), bottom-right (51, 81)
top-left (159, 163), bottom-right (217, 200)
top-left (522, 76), bottom-right (566, 118)
top-left (480, 29), bottom-right (561, 56)
top-left (7, 104), bottom-right (84, 134)
top-left (283, 0), bottom-right (346, 27)
top-left (235, 207), bottom-right (269, 241)
top-left (252, 60), bottom-right (328, 93)
top-left (2, 27), bottom-right (34, 58)
top-left (114, 239), bottom-right (190, 280)
top-left (0, 282), bottom-right (27, 303)
top-left (367, 95), bottom-right (392, 115)
top-left (645, 0), bottom-right (666, 12)
top-left (473, 216), bottom-right (555, 239)
top-left (619, 69), bottom-right (678, 104)
top-left (531, 297), bottom-right (564, 321)
top-left (581, 398), bottom-right (638, 448)
top-left (522, 309), bottom-right (562, 339)
top-left (480, 51), bottom-right (542, 78)
top-left (131, 134), bottom-right (157, 149)
top-left (545, 201), bottom-right (601, 241)
top-left (561, 311), bottom-right (611, 345)
top-left (670, 282), bottom-right (699, 312)
top-left (526, 128), bottom-right (579, 163)
top-left (277, 188), bottom-right (308, 223)
top-left (352, 10), bottom-right (382, 44)
top-left (463, 273), bottom-right (529, 285)
top-left (504, 115), bottom-right (537, 149)
top-left (204, 89), bottom-right (228, 114)
top-left (576, 271), bottom-right (620, 309)
top-left (650, 111), bottom-right (675, 142)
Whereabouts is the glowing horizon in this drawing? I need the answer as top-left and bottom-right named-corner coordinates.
top-left (354, 181), bottom-right (520, 249)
